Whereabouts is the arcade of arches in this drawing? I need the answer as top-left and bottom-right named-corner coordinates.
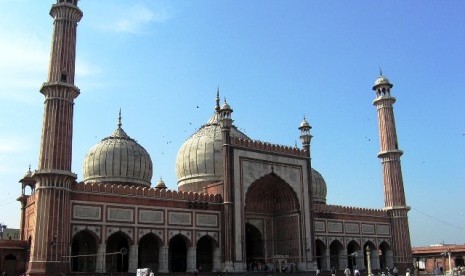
top-left (315, 239), bottom-right (394, 272)
top-left (70, 230), bottom-right (219, 273)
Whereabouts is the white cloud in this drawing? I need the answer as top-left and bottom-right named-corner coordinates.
top-left (100, 4), bottom-right (171, 35)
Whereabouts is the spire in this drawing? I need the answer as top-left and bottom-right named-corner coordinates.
top-left (215, 87), bottom-right (220, 112)
top-left (379, 66), bottom-right (383, 76)
top-left (118, 108), bottom-right (122, 128)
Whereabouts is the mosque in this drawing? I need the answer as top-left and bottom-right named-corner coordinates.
top-left (10, 1), bottom-right (412, 275)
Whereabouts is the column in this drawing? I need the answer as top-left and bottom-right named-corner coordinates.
top-left (158, 245), bottom-right (169, 273)
top-left (356, 250), bottom-right (365, 270)
top-left (96, 244), bottom-right (106, 273)
top-left (213, 246), bottom-right (221, 272)
top-left (372, 251), bottom-right (380, 271)
top-left (323, 248), bottom-right (331, 271)
top-left (339, 249), bottom-right (348, 270)
top-left (187, 246), bottom-right (196, 272)
top-left (128, 244), bottom-right (138, 273)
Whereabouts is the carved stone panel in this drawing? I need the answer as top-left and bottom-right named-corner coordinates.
top-left (108, 207), bottom-right (134, 222)
top-left (196, 213), bottom-right (218, 227)
top-left (73, 205), bottom-right (101, 221)
top-left (328, 221), bottom-right (343, 233)
top-left (139, 210), bottom-right (164, 224)
top-left (168, 211), bottom-right (192, 226)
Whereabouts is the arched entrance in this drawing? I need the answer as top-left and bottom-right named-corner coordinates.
top-left (455, 256), bottom-right (464, 267)
top-left (379, 241), bottom-right (392, 270)
top-left (71, 230), bottom-right (98, 272)
top-left (363, 241), bottom-right (377, 271)
top-left (106, 231), bottom-right (130, 272)
top-left (169, 234), bottom-right (188, 272)
top-left (315, 239), bottom-right (327, 270)
top-left (347, 240), bottom-right (361, 270)
top-left (138, 233), bottom-right (161, 272)
top-left (330, 240), bottom-right (344, 270)
top-left (4, 254), bottom-right (17, 276)
top-left (245, 223), bottom-right (264, 269)
top-left (245, 173), bottom-right (300, 265)
top-left (197, 235), bottom-right (215, 272)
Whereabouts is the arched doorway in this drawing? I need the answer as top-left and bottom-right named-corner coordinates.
top-left (363, 241), bottom-right (377, 271)
top-left (4, 254), bottom-right (17, 276)
top-left (197, 235), bottom-right (215, 272)
top-left (245, 223), bottom-right (264, 269)
top-left (330, 240), bottom-right (344, 270)
top-left (315, 239), bottom-right (327, 270)
top-left (106, 231), bottom-right (130, 272)
top-left (244, 173), bottom-right (300, 265)
top-left (379, 241), bottom-right (392, 271)
top-left (138, 233), bottom-right (161, 272)
top-left (455, 256), bottom-right (464, 267)
top-left (71, 230), bottom-right (98, 272)
top-left (169, 234), bottom-right (188, 272)
top-left (347, 240), bottom-right (361, 270)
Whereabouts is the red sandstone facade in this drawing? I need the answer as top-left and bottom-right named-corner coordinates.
top-left (3, 1), bottom-right (413, 275)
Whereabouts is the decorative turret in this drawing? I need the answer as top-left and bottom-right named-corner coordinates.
top-left (299, 116), bottom-right (312, 155)
top-left (372, 71), bottom-right (412, 271)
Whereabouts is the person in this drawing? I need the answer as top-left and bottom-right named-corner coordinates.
top-left (317, 268), bottom-right (321, 276)
top-left (344, 267), bottom-right (351, 276)
top-left (354, 268), bottom-right (360, 276)
top-left (331, 267), bottom-right (336, 276)
top-left (149, 271), bottom-right (154, 276)
top-left (405, 268), bottom-right (410, 276)
top-left (392, 267), bottom-right (398, 276)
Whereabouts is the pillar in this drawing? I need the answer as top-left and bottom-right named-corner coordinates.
top-left (96, 244), bottom-right (106, 273)
top-left (128, 244), bottom-right (138, 273)
top-left (158, 245), bottom-right (169, 273)
top-left (187, 246), bottom-right (196, 272)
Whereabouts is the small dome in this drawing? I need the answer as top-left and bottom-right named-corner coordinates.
top-left (312, 168), bottom-right (327, 204)
top-left (299, 117), bottom-right (311, 129)
top-left (176, 97), bottom-right (249, 192)
top-left (82, 118), bottom-right (153, 187)
top-left (220, 101), bottom-right (232, 111)
top-left (373, 74), bottom-right (393, 89)
top-left (156, 178), bottom-right (167, 190)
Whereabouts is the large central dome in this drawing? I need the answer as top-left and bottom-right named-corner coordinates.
top-left (82, 114), bottom-right (153, 187)
top-left (175, 94), bottom-right (249, 192)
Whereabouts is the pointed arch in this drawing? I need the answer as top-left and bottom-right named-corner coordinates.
top-left (315, 239), bottom-right (328, 270)
top-left (379, 241), bottom-right (393, 271)
top-left (347, 240), bottom-right (361, 270)
top-left (197, 235), bottom-right (216, 272)
top-left (169, 234), bottom-right (189, 272)
top-left (71, 229), bottom-right (98, 272)
top-left (138, 233), bottom-right (162, 272)
top-left (245, 172), bottom-right (300, 213)
top-left (363, 240), bottom-right (377, 271)
top-left (244, 172), bottom-right (301, 264)
top-left (330, 239), bottom-right (344, 270)
top-left (106, 231), bottom-right (130, 273)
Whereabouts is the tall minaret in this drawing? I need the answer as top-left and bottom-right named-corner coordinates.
top-left (28, 1), bottom-right (82, 275)
top-left (219, 99), bottom-right (235, 272)
top-left (372, 72), bottom-right (412, 271)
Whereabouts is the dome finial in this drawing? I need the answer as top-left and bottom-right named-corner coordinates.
top-left (379, 66), bottom-right (383, 76)
top-left (215, 87), bottom-right (220, 112)
top-left (118, 108), bottom-right (122, 128)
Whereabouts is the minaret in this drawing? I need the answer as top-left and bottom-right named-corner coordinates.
top-left (372, 72), bottom-right (412, 271)
top-left (219, 99), bottom-right (235, 272)
top-left (28, 1), bottom-right (82, 275)
top-left (299, 117), bottom-right (316, 269)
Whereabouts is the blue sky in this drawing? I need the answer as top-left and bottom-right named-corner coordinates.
top-left (0, 0), bottom-right (464, 246)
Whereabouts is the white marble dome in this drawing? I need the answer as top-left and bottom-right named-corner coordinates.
top-left (175, 99), bottom-right (249, 192)
top-left (82, 120), bottom-right (153, 187)
top-left (312, 168), bottom-right (327, 204)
